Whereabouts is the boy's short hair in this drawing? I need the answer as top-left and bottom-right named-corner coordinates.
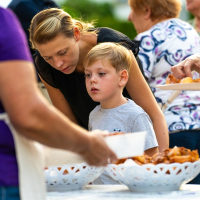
top-left (84, 42), bottom-right (132, 73)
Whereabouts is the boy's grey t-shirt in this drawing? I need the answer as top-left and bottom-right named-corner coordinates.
top-left (89, 99), bottom-right (158, 185)
top-left (89, 99), bottom-right (158, 150)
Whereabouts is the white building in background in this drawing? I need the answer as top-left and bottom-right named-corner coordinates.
top-left (0, 0), bottom-right (191, 21)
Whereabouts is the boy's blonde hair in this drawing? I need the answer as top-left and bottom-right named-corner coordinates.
top-left (84, 42), bottom-right (132, 73)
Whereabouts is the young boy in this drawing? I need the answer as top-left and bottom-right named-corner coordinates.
top-left (84, 42), bottom-right (158, 184)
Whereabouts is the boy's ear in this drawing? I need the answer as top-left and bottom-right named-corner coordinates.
top-left (119, 70), bottom-right (129, 87)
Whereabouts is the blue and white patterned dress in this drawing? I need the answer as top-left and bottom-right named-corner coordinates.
top-left (135, 18), bottom-right (200, 133)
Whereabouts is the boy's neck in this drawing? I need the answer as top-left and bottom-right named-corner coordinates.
top-left (100, 94), bottom-right (128, 109)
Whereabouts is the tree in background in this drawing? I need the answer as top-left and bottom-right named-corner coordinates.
top-left (61, 0), bottom-right (137, 39)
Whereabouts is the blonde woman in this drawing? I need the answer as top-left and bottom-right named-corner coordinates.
top-left (128, 0), bottom-right (200, 184)
top-left (30, 8), bottom-right (169, 151)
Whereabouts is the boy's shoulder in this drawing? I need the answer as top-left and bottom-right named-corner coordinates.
top-left (126, 99), bottom-right (145, 112)
top-left (125, 99), bottom-right (150, 119)
top-left (89, 104), bottom-right (101, 116)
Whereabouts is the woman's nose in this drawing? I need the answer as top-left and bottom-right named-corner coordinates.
top-left (54, 58), bottom-right (64, 68)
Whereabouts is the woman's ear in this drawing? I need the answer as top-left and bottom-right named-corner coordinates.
top-left (73, 27), bottom-right (81, 42)
top-left (144, 6), bottom-right (151, 20)
top-left (119, 70), bottom-right (129, 87)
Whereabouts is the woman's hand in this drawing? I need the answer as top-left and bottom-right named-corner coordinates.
top-left (80, 130), bottom-right (117, 166)
top-left (171, 54), bottom-right (200, 79)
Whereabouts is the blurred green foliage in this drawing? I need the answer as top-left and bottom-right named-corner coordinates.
top-left (61, 0), bottom-right (137, 39)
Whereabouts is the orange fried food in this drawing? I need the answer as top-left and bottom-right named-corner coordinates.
top-left (166, 146), bottom-right (181, 158)
top-left (170, 155), bottom-right (192, 163)
top-left (113, 158), bottom-right (128, 165)
top-left (180, 77), bottom-right (193, 83)
top-left (131, 155), bottom-right (146, 164)
top-left (190, 150), bottom-right (199, 162)
top-left (166, 74), bottom-right (181, 84)
top-left (166, 74), bottom-right (200, 84)
top-left (113, 147), bottom-right (199, 165)
top-left (193, 78), bottom-right (200, 83)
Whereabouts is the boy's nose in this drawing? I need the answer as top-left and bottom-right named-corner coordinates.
top-left (90, 75), bottom-right (97, 83)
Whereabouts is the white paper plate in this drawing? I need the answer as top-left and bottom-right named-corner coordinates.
top-left (105, 132), bottom-right (146, 159)
top-left (156, 83), bottom-right (200, 91)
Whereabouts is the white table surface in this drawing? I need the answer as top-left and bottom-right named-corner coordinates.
top-left (47, 184), bottom-right (200, 200)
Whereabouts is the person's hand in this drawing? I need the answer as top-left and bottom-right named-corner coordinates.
top-left (171, 54), bottom-right (200, 79)
top-left (80, 130), bottom-right (117, 166)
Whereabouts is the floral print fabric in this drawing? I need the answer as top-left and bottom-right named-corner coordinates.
top-left (135, 18), bottom-right (200, 133)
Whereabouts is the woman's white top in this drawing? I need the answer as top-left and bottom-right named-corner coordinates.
top-left (135, 18), bottom-right (200, 133)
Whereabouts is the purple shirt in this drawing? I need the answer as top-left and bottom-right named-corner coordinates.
top-left (0, 7), bottom-right (32, 186)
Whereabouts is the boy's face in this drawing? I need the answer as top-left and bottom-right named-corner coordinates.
top-left (85, 60), bottom-right (122, 104)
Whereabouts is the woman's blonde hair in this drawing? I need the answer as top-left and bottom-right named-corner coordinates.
top-left (29, 8), bottom-right (96, 49)
top-left (129, 0), bottom-right (182, 20)
top-left (84, 42), bottom-right (132, 73)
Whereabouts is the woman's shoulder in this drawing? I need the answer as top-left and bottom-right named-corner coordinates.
top-left (97, 27), bottom-right (140, 55)
top-left (97, 27), bottom-right (129, 42)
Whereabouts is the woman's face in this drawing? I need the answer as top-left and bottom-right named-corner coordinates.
top-left (186, 0), bottom-right (200, 13)
top-left (35, 33), bottom-right (80, 74)
top-left (127, 6), bottom-right (146, 34)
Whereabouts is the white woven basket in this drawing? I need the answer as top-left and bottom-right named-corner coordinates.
top-left (106, 160), bottom-right (200, 192)
top-left (45, 162), bottom-right (104, 191)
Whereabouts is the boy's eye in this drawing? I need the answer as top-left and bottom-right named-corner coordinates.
top-left (84, 74), bottom-right (91, 78)
top-left (99, 72), bottom-right (106, 76)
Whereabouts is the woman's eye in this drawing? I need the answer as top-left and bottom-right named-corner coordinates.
top-left (84, 74), bottom-right (91, 78)
top-left (60, 50), bottom-right (67, 55)
top-left (99, 73), bottom-right (106, 76)
top-left (44, 57), bottom-right (51, 61)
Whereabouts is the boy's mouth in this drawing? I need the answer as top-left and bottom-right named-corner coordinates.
top-left (91, 87), bottom-right (99, 92)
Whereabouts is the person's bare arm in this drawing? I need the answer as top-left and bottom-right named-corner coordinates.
top-left (126, 52), bottom-right (169, 152)
top-left (0, 60), bottom-right (117, 166)
top-left (171, 54), bottom-right (200, 79)
top-left (41, 77), bottom-right (78, 125)
top-left (145, 147), bottom-right (158, 157)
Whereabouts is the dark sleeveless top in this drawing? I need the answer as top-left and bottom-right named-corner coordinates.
top-left (34, 27), bottom-right (144, 129)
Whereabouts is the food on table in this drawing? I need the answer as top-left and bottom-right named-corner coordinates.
top-left (113, 146), bottom-right (199, 165)
top-left (165, 74), bottom-right (200, 84)
top-left (166, 74), bottom-right (181, 84)
top-left (180, 77), bottom-right (193, 83)
top-left (193, 78), bottom-right (200, 83)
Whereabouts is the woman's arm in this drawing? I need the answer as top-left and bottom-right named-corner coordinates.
top-left (145, 147), bottom-right (158, 157)
top-left (41, 76), bottom-right (78, 125)
top-left (126, 52), bottom-right (169, 151)
top-left (0, 60), bottom-right (117, 166)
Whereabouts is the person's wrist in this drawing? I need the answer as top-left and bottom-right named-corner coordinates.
top-left (74, 131), bottom-right (92, 157)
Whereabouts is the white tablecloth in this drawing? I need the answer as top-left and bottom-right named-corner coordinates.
top-left (47, 184), bottom-right (200, 200)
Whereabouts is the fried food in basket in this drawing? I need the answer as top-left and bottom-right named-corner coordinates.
top-left (166, 74), bottom-right (200, 84)
top-left (113, 147), bottom-right (199, 165)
